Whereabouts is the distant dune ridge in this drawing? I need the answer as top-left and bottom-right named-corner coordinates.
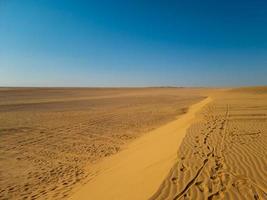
top-left (0, 87), bottom-right (266, 200)
top-left (229, 86), bottom-right (267, 94)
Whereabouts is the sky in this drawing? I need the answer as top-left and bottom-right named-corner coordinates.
top-left (0, 0), bottom-right (267, 87)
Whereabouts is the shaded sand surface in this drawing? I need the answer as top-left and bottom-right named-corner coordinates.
top-left (69, 97), bottom-right (212, 200)
top-left (0, 87), bottom-right (208, 200)
top-left (150, 87), bottom-right (267, 199)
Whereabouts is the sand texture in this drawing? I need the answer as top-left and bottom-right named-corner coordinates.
top-left (1, 87), bottom-right (266, 200)
top-left (0, 87), bottom-right (206, 200)
top-left (150, 88), bottom-right (267, 199)
top-left (69, 97), bottom-right (211, 200)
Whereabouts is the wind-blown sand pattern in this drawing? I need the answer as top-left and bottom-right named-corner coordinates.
top-left (0, 87), bottom-right (206, 200)
top-left (150, 88), bottom-right (267, 199)
top-left (69, 96), bottom-right (212, 200)
top-left (1, 87), bottom-right (266, 200)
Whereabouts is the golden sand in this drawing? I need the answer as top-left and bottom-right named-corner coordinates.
top-left (150, 88), bottom-right (267, 199)
top-left (1, 87), bottom-right (266, 200)
top-left (0, 88), bottom-right (206, 200)
top-left (69, 97), bottom-right (211, 200)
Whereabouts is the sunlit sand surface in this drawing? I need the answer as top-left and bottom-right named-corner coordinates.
top-left (0, 87), bottom-right (207, 200)
top-left (69, 97), bottom-right (212, 200)
top-left (0, 87), bottom-right (266, 200)
top-left (150, 87), bottom-right (267, 199)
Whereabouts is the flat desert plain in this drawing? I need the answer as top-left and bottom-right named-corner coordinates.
top-left (0, 87), bottom-right (266, 200)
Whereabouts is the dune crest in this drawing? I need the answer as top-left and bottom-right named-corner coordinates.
top-left (69, 97), bottom-right (212, 200)
top-left (0, 88), bottom-right (207, 199)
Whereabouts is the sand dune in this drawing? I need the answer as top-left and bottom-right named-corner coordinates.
top-left (1, 87), bottom-right (266, 200)
top-left (69, 97), bottom-right (212, 200)
top-left (0, 87), bottom-right (207, 200)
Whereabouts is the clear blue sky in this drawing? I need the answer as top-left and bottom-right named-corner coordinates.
top-left (0, 0), bottom-right (267, 87)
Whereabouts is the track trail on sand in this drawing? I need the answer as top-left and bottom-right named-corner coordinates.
top-left (150, 92), bottom-right (267, 200)
top-left (69, 97), bottom-right (212, 200)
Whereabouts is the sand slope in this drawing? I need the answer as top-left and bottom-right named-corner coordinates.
top-left (150, 89), bottom-right (267, 199)
top-left (2, 87), bottom-right (266, 200)
top-left (69, 97), bottom-right (212, 200)
top-left (0, 88), bottom-right (207, 200)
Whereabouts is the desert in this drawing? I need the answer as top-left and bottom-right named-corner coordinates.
top-left (1, 1), bottom-right (266, 199)
top-left (0, 87), bottom-right (266, 200)
top-left (0, 87), bottom-right (207, 199)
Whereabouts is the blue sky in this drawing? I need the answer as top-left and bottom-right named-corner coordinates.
top-left (0, 0), bottom-right (267, 87)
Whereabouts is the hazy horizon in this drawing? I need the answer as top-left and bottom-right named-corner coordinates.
top-left (1, 0), bottom-right (267, 87)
